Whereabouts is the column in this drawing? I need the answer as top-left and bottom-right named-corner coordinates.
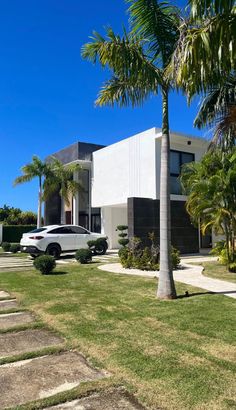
top-left (73, 170), bottom-right (79, 225)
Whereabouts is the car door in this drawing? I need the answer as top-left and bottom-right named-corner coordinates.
top-left (71, 226), bottom-right (91, 249)
top-left (48, 227), bottom-right (76, 251)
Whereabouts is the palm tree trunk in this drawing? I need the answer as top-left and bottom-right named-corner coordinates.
top-left (157, 87), bottom-right (177, 299)
top-left (37, 176), bottom-right (42, 228)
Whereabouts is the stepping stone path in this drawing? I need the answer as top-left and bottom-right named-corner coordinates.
top-left (0, 351), bottom-right (107, 408)
top-left (0, 290), bottom-right (10, 298)
top-left (0, 256), bottom-right (33, 271)
top-left (45, 389), bottom-right (146, 409)
top-left (0, 329), bottom-right (63, 358)
top-left (0, 311), bottom-right (35, 329)
top-left (0, 298), bottom-right (18, 310)
top-left (0, 288), bottom-right (145, 409)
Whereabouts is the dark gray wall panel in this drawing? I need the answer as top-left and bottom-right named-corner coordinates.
top-left (128, 197), bottom-right (199, 254)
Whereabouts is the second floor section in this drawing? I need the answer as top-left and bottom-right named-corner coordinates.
top-left (92, 127), bottom-right (208, 207)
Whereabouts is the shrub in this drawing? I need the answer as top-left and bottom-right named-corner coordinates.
top-left (116, 225), bottom-right (129, 248)
top-left (1, 242), bottom-right (11, 252)
top-left (75, 248), bottom-right (92, 264)
top-left (118, 238), bottom-right (129, 247)
top-left (10, 243), bottom-right (21, 253)
top-left (210, 240), bottom-right (226, 256)
top-left (119, 234), bottom-right (180, 271)
top-left (171, 247), bottom-right (181, 269)
top-left (229, 263), bottom-right (236, 273)
top-left (2, 225), bottom-right (36, 243)
top-left (33, 255), bottom-right (56, 274)
top-left (87, 238), bottom-right (108, 255)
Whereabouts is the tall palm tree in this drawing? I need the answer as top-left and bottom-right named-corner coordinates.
top-left (82, 0), bottom-right (180, 299)
top-left (44, 157), bottom-right (82, 224)
top-left (172, 0), bottom-right (236, 98)
top-left (194, 74), bottom-right (236, 149)
top-left (14, 156), bottom-right (51, 228)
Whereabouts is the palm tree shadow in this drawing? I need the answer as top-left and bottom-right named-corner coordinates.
top-left (178, 290), bottom-right (236, 299)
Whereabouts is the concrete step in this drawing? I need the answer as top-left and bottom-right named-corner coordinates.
top-left (0, 299), bottom-right (18, 311)
top-left (0, 329), bottom-right (63, 359)
top-left (0, 311), bottom-right (35, 329)
top-left (44, 389), bottom-right (145, 409)
top-left (0, 351), bottom-right (108, 408)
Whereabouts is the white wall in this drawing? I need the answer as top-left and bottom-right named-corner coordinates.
top-left (92, 128), bottom-right (159, 207)
top-left (92, 128), bottom-right (209, 207)
top-left (101, 206), bottom-right (127, 249)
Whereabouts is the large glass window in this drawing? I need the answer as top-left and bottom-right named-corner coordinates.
top-left (170, 150), bottom-right (194, 194)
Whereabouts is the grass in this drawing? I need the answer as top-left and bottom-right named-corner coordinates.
top-left (0, 263), bottom-right (235, 410)
top-left (201, 261), bottom-right (236, 284)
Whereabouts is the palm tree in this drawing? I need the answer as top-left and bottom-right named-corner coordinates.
top-left (194, 74), bottom-right (236, 149)
top-left (172, 0), bottom-right (236, 98)
top-left (181, 149), bottom-right (236, 265)
top-left (14, 156), bottom-right (51, 228)
top-left (44, 157), bottom-right (82, 224)
top-left (82, 0), bottom-right (181, 299)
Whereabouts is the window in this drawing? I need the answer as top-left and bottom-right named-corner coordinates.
top-left (170, 150), bottom-right (194, 194)
top-left (49, 227), bottom-right (74, 234)
top-left (29, 228), bottom-right (47, 233)
top-left (70, 226), bottom-right (88, 234)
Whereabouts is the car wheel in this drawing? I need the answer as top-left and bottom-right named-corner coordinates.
top-left (94, 243), bottom-right (107, 255)
top-left (46, 244), bottom-right (61, 259)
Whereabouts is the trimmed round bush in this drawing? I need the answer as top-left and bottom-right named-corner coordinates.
top-left (10, 243), bottom-right (21, 253)
top-left (75, 248), bottom-right (92, 264)
top-left (1, 242), bottom-right (11, 252)
top-left (33, 255), bottom-right (56, 274)
top-left (118, 238), bottom-right (129, 247)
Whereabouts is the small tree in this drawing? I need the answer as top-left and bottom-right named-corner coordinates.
top-left (116, 225), bottom-right (129, 247)
top-left (14, 156), bottom-right (51, 228)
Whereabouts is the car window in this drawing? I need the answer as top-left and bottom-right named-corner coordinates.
top-left (49, 227), bottom-right (74, 234)
top-left (70, 226), bottom-right (88, 234)
top-left (29, 228), bottom-right (47, 233)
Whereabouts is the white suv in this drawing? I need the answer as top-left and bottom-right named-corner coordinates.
top-left (20, 225), bottom-right (108, 258)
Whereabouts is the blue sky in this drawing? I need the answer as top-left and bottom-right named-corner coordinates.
top-left (0, 0), bottom-right (207, 212)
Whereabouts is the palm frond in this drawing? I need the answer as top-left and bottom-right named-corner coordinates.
top-left (194, 74), bottom-right (236, 129)
top-left (13, 174), bottom-right (34, 186)
top-left (127, 0), bottom-right (180, 65)
top-left (172, 12), bottom-right (236, 97)
top-left (189, 0), bottom-right (235, 19)
top-left (96, 75), bottom-right (157, 107)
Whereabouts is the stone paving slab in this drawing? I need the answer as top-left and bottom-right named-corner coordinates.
top-left (0, 299), bottom-right (18, 311)
top-left (0, 329), bottom-right (63, 358)
top-left (0, 311), bottom-right (35, 329)
top-left (45, 389), bottom-right (146, 409)
top-left (0, 257), bottom-right (33, 270)
top-left (0, 351), bottom-right (108, 408)
top-left (0, 290), bottom-right (10, 298)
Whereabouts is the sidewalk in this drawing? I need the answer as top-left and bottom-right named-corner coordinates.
top-left (99, 260), bottom-right (236, 299)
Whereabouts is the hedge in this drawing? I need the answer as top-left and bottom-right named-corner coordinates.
top-left (2, 225), bottom-right (36, 243)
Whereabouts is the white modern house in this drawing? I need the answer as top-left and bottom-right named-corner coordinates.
top-left (45, 127), bottom-right (209, 253)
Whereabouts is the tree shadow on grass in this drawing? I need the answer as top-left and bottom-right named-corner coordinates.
top-left (48, 271), bottom-right (68, 276)
top-left (178, 290), bottom-right (236, 299)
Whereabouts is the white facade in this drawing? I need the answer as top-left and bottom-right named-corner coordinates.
top-left (91, 128), bottom-right (208, 248)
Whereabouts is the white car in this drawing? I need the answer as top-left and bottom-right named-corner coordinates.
top-left (20, 225), bottom-right (108, 258)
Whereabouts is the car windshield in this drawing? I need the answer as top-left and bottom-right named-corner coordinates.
top-left (29, 228), bottom-right (47, 233)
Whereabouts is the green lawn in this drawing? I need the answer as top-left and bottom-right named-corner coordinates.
top-left (201, 261), bottom-right (236, 284)
top-left (0, 263), bottom-right (235, 410)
